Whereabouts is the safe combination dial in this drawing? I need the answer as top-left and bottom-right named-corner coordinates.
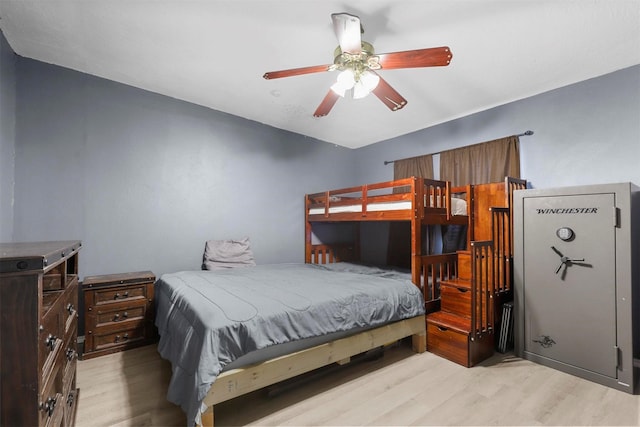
top-left (556, 226), bottom-right (574, 241)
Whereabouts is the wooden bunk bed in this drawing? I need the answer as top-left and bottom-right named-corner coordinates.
top-left (305, 176), bottom-right (527, 367)
top-left (305, 177), bottom-right (471, 301)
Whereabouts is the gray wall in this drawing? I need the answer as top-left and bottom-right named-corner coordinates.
top-left (354, 65), bottom-right (640, 189)
top-left (354, 65), bottom-right (639, 265)
top-left (0, 31), bottom-right (16, 242)
top-left (12, 58), bottom-right (357, 278)
top-left (5, 41), bottom-right (639, 277)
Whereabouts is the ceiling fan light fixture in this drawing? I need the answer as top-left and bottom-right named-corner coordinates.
top-left (353, 70), bottom-right (380, 99)
top-left (330, 69), bottom-right (356, 97)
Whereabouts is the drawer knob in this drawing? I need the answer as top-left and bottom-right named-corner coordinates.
top-left (115, 333), bottom-right (129, 343)
top-left (66, 348), bottom-right (77, 361)
top-left (67, 391), bottom-right (75, 407)
top-left (114, 291), bottom-right (130, 299)
top-left (45, 334), bottom-right (57, 351)
top-left (40, 396), bottom-right (57, 416)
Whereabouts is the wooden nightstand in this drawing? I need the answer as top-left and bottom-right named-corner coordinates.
top-left (82, 271), bottom-right (156, 359)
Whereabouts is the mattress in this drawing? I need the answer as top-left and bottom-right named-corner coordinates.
top-left (155, 263), bottom-right (424, 426)
top-left (308, 197), bottom-right (467, 215)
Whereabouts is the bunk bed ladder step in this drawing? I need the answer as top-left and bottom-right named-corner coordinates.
top-left (425, 240), bottom-right (496, 367)
top-left (426, 313), bottom-right (495, 368)
top-left (456, 251), bottom-right (472, 280)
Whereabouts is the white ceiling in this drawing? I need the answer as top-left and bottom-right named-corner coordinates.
top-left (1, 1), bottom-right (639, 149)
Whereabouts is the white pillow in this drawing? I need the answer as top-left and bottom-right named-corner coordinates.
top-left (451, 197), bottom-right (468, 216)
top-left (202, 237), bottom-right (256, 270)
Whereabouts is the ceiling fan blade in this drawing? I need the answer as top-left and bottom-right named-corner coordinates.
top-left (263, 64), bottom-right (333, 80)
top-left (331, 13), bottom-right (362, 54)
top-left (313, 90), bottom-right (341, 117)
top-left (371, 73), bottom-right (407, 111)
top-left (377, 46), bottom-right (453, 70)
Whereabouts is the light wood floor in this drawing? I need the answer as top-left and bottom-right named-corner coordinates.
top-left (76, 343), bottom-right (640, 426)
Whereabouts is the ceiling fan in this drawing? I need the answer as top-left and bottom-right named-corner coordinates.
top-left (263, 13), bottom-right (453, 117)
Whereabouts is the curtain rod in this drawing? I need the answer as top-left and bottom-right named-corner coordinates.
top-left (383, 130), bottom-right (534, 165)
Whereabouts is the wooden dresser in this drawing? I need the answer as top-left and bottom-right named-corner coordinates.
top-left (82, 271), bottom-right (156, 359)
top-left (0, 240), bottom-right (81, 427)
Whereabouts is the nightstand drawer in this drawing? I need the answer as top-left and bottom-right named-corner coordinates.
top-left (94, 303), bottom-right (147, 327)
top-left (89, 284), bottom-right (148, 306)
top-left (92, 325), bottom-right (146, 351)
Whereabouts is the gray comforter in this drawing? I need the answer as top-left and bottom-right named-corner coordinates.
top-left (155, 263), bottom-right (424, 425)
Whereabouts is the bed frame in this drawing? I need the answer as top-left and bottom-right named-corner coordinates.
top-left (201, 315), bottom-right (425, 426)
top-left (305, 177), bottom-right (471, 295)
top-left (196, 243), bottom-right (427, 427)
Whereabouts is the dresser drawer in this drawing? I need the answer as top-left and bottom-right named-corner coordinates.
top-left (39, 346), bottom-right (64, 427)
top-left (63, 388), bottom-right (79, 427)
top-left (63, 278), bottom-right (79, 329)
top-left (62, 354), bottom-right (77, 405)
top-left (63, 321), bottom-right (78, 387)
top-left (43, 274), bottom-right (64, 292)
top-left (39, 391), bottom-right (64, 427)
top-left (40, 300), bottom-right (63, 377)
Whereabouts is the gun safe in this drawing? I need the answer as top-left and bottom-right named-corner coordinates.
top-left (513, 182), bottom-right (639, 393)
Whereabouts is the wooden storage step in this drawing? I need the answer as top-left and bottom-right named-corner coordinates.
top-left (426, 243), bottom-right (494, 367)
top-left (456, 250), bottom-right (471, 280)
top-left (439, 279), bottom-right (472, 318)
top-left (440, 278), bottom-right (491, 321)
top-left (426, 311), bottom-right (494, 367)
